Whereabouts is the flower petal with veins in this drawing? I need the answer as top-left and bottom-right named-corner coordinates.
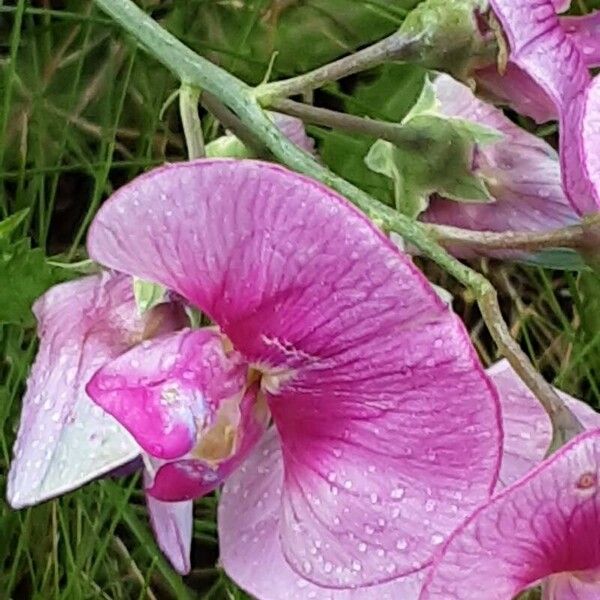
top-left (88, 160), bottom-right (502, 587)
top-left (7, 273), bottom-right (185, 508)
top-left (219, 428), bottom-right (426, 600)
top-left (476, 63), bottom-right (558, 125)
top-left (146, 491), bottom-right (193, 574)
top-left (488, 0), bottom-right (599, 214)
top-left (420, 430), bottom-right (600, 600)
top-left (561, 12), bottom-right (600, 68)
top-left (487, 359), bottom-right (600, 489)
top-left (583, 76), bottom-right (600, 207)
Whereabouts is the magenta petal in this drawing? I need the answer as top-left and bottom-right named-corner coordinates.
top-left (420, 431), bottom-right (600, 600)
top-left (562, 12), bottom-right (600, 69)
top-left (146, 490), bottom-right (193, 574)
top-left (147, 385), bottom-right (267, 501)
top-left (489, 0), bottom-right (599, 215)
top-left (422, 75), bottom-right (578, 245)
top-left (219, 428), bottom-right (427, 600)
top-left (6, 273), bottom-right (182, 508)
top-left (476, 63), bottom-right (557, 124)
top-left (88, 160), bottom-right (501, 586)
top-left (87, 328), bottom-right (247, 461)
top-left (488, 359), bottom-right (600, 490)
top-left (583, 76), bottom-right (600, 206)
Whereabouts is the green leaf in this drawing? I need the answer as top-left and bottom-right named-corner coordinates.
top-left (0, 239), bottom-right (71, 327)
top-left (365, 139), bottom-right (428, 218)
top-left (133, 277), bottom-right (168, 315)
top-left (364, 75), bottom-right (503, 215)
top-left (0, 209), bottom-right (29, 239)
top-left (519, 249), bottom-right (591, 271)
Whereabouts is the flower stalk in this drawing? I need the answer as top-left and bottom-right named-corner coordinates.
top-left (179, 84), bottom-right (205, 159)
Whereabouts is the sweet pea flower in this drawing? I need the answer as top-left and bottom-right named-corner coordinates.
top-left (68, 158), bottom-right (504, 588)
top-left (476, 3), bottom-right (600, 125)
top-left (7, 160), bottom-right (502, 584)
top-left (420, 427), bottom-right (600, 599)
top-left (480, 0), bottom-right (599, 215)
top-left (5, 271), bottom-right (264, 573)
top-left (420, 361), bottom-right (600, 600)
top-left (421, 74), bottom-right (579, 254)
top-left (219, 359), bottom-right (599, 599)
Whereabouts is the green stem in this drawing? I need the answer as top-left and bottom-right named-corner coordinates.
top-left (179, 84), bottom-right (205, 159)
top-left (254, 30), bottom-right (415, 102)
top-left (94, 0), bottom-right (584, 445)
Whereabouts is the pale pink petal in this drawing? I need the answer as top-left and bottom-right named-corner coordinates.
top-left (271, 113), bottom-right (315, 154)
top-left (487, 359), bottom-right (600, 490)
top-left (423, 75), bottom-right (578, 246)
top-left (88, 160), bottom-right (502, 587)
top-left (476, 63), bottom-right (557, 124)
top-left (420, 430), bottom-right (600, 600)
top-left (551, 0), bottom-right (570, 12)
top-left (219, 428), bottom-right (426, 600)
top-left (543, 572), bottom-right (600, 600)
top-left (146, 489), bottom-right (193, 574)
top-left (562, 12), bottom-right (600, 68)
top-left (87, 329), bottom-right (246, 460)
top-left (7, 273), bottom-right (185, 508)
top-left (488, 0), bottom-right (599, 215)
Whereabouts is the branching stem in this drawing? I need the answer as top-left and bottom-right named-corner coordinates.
top-left (94, 0), bottom-right (584, 446)
top-left (254, 31), bottom-right (416, 102)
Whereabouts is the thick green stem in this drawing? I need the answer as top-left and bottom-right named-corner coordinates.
top-left (94, 0), bottom-right (584, 445)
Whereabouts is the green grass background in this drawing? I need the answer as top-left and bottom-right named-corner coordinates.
top-left (1, 1), bottom-right (599, 598)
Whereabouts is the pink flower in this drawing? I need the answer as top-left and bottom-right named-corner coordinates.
top-left (420, 359), bottom-right (600, 600)
top-left (476, 5), bottom-right (600, 124)
top-left (8, 159), bottom-right (503, 586)
top-left (421, 74), bottom-right (578, 255)
top-left (479, 0), bottom-right (599, 215)
top-left (420, 429), bottom-right (600, 599)
top-left (219, 359), bottom-right (599, 599)
top-left (5, 272), bottom-right (199, 572)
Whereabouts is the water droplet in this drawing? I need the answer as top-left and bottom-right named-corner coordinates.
top-left (358, 542), bottom-right (367, 553)
top-left (396, 539), bottom-right (408, 550)
top-left (431, 533), bottom-right (444, 545)
top-left (302, 561), bottom-right (312, 574)
top-left (391, 487), bottom-right (404, 499)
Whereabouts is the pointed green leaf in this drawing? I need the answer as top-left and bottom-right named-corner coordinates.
top-left (0, 209), bottom-right (29, 239)
top-left (133, 277), bottom-right (168, 315)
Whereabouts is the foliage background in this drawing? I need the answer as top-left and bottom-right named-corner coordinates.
top-left (0, 1), bottom-right (599, 598)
